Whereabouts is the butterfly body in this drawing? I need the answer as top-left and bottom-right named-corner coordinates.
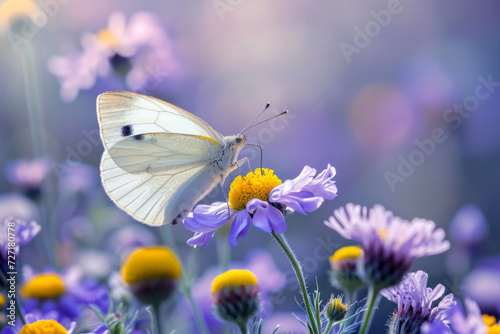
top-left (97, 91), bottom-right (246, 226)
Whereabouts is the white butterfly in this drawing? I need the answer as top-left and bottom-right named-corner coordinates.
top-left (97, 91), bottom-right (246, 226)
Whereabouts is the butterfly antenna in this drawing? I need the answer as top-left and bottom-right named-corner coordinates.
top-left (239, 103), bottom-right (270, 134)
top-left (246, 144), bottom-right (263, 171)
top-left (240, 110), bottom-right (289, 134)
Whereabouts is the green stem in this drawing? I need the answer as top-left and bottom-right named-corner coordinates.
top-left (323, 319), bottom-right (334, 334)
top-left (152, 303), bottom-right (163, 334)
top-left (359, 286), bottom-right (380, 334)
top-left (184, 286), bottom-right (209, 334)
top-left (216, 235), bottom-right (230, 271)
top-left (272, 232), bottom-right (319, 334)
top-left (237, 320), bottom-right (248, 334)
top-left (15, 292), bottom-right (26, 325)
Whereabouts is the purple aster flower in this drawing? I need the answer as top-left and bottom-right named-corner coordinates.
top-left (381, 270), bottom-right (455, 334)
top-left (449, 204), bottom-right (488, 248)
top-left (422, 298), bottom-right (487, 334)
top-left (20, 266), bottom-right (109, 328)
top-left (48, 11), bottom-right (181, 102)
top-left (5, 158), bottom-right (51, 200)
top-left (324, 204), bottom-right (450, 289)
top-left (185, 165), bottom-right (337, 247)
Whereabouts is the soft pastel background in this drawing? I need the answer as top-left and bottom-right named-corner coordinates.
top-left (1, 0), bottom-right (499, 332)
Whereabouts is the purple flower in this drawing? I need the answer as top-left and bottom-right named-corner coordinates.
top-left (185, 165), bottom-right (337, 247)
top-left (381, 270), bottom-right (455, 333)
top-left (463, 265), bottom-right (500, 313)
top-left (325, 204), bottom-right (450, 288)
top-left (19, 266), bottom-right (109, 328)
top-left (422, 298), bottom-right (487, 334)
top-left (5, 158), bottom-right (51, 199)
top-left (449, 204), bottom-right (488, 248)
top-left (48, 11), bottom-right (181, 101)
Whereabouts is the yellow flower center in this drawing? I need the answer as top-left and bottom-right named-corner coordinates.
top-left (20, 273), bottom-right (65, 299)
top-left (121, 246), bottom-right (182, 285)
top-left (0, 0), bottom-right (39, 32)
top-left (211, 269), bottom-right (258, 296)
top-left (484, 315), bottom-right (500, 333)
top-left (97, 29), bottom-right (118, 49)
top-left (0, 293), bottom-right (5, 306)
top-left (484, 315), bottom-right (497, 327)
top-left (329, 297), bottom-right (347, 313)
top-left (228, 168), bottom-right (282, 211)
top-left (19, 320), bottom-right (68, 334)
top-left (329, 246), bottom-right (363, 262)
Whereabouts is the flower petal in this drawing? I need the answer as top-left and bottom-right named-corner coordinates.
top-left (184, 202), bottom-right (235, 233)
top-left (247, 199), bottom-right (287, 234)
top-left (228, 210), bottom-right (251, 247)
top-left (187, 231), bottom-right (215, 248)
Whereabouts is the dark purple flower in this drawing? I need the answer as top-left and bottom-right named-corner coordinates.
top-left (185, 165), bottom-right (337, 247)
top-left (382, 270), bottom-right (455, 333)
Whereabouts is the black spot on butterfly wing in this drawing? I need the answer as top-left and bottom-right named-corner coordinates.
top-left (121, 125), bottom-right (133, 136)
top-left (133, 134), bottom-right (144, 141)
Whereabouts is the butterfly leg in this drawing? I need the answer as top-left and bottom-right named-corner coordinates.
top-left (234, 157), bottom-right (252, 179)
top-left (219, 181), bottom-right (231, 221)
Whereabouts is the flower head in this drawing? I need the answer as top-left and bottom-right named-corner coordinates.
top-left (48, 11), bottom-right (181, 101)
top-left (324, 296), bottom-right (348, 322)
top-left (325, 204), bottom-right (450, 288)
top-left (449, 204), bottom-right (488, 248)
top-left (17, 320), bottom-right (70, 334)
top-left (211, 269), bottom-right (260, 328)
top-left (382, 271), bottom-right (455, 333)
top-left (329, 245), bottom-right (366, 295)
top-left (185, 165), bottom-right (337, 247)
top-left (422, 298), bottom-right (488, 334)
top-left (5, 158), bottom-right (51, 200)
top-left (20, 266), bottom-right (108, 327)
top-left (121, 246), bottom-right (181, 305)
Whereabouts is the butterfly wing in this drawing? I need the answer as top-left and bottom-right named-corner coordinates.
top-left (97, 91), bottom-right (224, 150)
top-left (100, 133), bottom-right (223, 226)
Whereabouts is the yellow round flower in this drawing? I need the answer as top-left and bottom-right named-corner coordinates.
top-left (121, 246), bottom-right (182, 284)
top-left (0, 293), bottom-right (5, 307)
top-left (329, 246), bottom-right (363, 262)
top-left (20, 273), bottom-right (65, 299)
top-left (211, 269), bottom-right (258, 296)
top-left (325, 296), bottom-right (348, 321)
top-left (228, 168), bottom-right (282, 210)
top-left (19, 320), bottom-right (68, 334)
top-left (211, 269), bottom-right (260, 327)
top-left (121, 246), bottom-right (182, 305)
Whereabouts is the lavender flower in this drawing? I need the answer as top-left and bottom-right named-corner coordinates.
top-left (381, 270), bottom-right (455, 333)
top-left (449, 204), bottom-right (488, 248)
top-left (5, 158), bottom-right (51, 200)
top-left (325, 204), bottom-right (450, 289)
top-left (422, 298), bottom-right (488, 334)
top-left (185, 165), bottom-right (337, 247)
top-left (48, 11), bottom-right (181, 101)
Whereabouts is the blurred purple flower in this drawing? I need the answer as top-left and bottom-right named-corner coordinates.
top-left (422, 298), bottom-right (487, 334)
top-left (463, 265), bottom-right (500, 313)
top-left (106, 225), bottom-right (158, 263)
top-left (0, 194), bottom-right (39, 222)
top-left (190, 249), bottom-right (286, 333)
top-left (325, 204), bottom-right (450, 288)
top-left (449, 204), bottom-right (488, 248)
top-left (58, 163), bottom-right (99, 195)
top-left (48, 11), bottom-right (181, 102)
top-left (20, 266), bottom-right (109, 328)
top-left (185, 165), bottom-right (337, 247)
top-left (381, 270), bottom-right (455, 333)
top-left (5, 158), bottom-right (51, 200)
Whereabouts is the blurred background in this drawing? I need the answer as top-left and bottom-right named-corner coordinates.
top-left (1, 0), bottom-right (499, 332)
